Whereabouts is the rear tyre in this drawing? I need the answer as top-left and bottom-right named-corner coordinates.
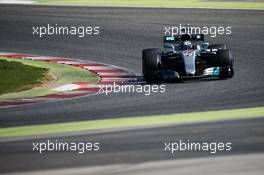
top-left (142, 48), bottom-right (162, 83)
top-left (217, 49), bottom-right (234, 78)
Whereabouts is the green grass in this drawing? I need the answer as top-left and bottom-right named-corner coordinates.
top-left (0, 59), bottom-right (48, 95)
top-left (0, 106), bottom-right (263, 137)
top-left (0, 58), bottom-right (100, 101)
top-left (36, 0), bottom-right (264, 10)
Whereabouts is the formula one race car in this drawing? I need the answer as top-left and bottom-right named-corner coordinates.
top-left (142, 33), bottom-right (234, 83)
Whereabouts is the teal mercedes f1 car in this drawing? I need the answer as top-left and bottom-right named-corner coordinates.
top-left (142, 33), bottom-right (234, 83)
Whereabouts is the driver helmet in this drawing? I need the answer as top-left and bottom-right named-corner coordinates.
top-left (183, 40), bottom-right (192, 49)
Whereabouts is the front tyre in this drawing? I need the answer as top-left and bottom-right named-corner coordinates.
top-left (142, 48), bottom-right (162, 83)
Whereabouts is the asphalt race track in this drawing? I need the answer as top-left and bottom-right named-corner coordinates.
top-left (0, 5), bottom-right (264, 174)
top-left (0, 5), bottom-right (264, 126)
top-left (1, 118), bottom-right (264, 174)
